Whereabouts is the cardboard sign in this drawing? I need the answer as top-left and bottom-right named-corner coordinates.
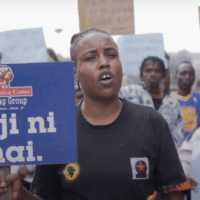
top-left (191, 140), bottom-right (200, 199)
top-left (0, 62), bottom-right (77, 166)
top-left (199, 7), bottom-right (200, 27)
top-left (0, 28), bottom-right (50, 64)
top-left (78, 0), bottom-right (134, 35)
top-left (117, 33), bottom-right (167, 73)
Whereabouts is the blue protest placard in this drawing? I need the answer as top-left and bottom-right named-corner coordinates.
top-left (0, 62), bottom-right (77, 166)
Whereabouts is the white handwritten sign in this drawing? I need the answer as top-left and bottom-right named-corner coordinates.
top-left (78, 0), bottom-right (134, 35)
top-left (117, 33), bottom-right (167, 73)
top-left (199, 7), bottom-right (200, 28)
top-left (0, 28), bottom-right (50, 64)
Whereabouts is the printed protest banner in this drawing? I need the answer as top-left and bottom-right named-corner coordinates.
top-left (191, 141), bottom-right (200, 200)
top-left (78, 0), bottom-right (134, 35)
top-left (0, 62), bottom-right (77, 166)
top-left (0, 28), bottom-right (50, 64)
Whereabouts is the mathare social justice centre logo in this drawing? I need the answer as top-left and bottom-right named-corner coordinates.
top-left (0, 65), bottom-right (32, 110)
top-left (0, 65), bottom-right (32, 97)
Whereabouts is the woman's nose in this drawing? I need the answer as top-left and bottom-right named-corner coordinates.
top-left (99, 55), bottom-right (110, 69)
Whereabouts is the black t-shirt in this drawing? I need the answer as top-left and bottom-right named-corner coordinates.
top-left (31, 99), bottom-right (188, 200)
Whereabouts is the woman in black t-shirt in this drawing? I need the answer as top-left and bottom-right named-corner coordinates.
top-left (0, 28), bottom-right (190, 200)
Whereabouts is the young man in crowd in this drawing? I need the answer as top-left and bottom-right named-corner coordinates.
top-left (120, 56), bottom-right (184, 149)
top-left (171, 62), bottom-right (200, 138)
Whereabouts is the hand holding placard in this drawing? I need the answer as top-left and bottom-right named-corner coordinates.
top-left (0, 167), bottom-right (12, 200)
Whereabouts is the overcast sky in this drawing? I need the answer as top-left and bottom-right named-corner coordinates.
top-left (0, 0), bottom-right (200, 58)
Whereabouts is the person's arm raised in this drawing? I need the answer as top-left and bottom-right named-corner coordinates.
top-left (0, 172), bottom-right (45, 200)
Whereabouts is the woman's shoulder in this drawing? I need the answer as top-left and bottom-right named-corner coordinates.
top-left (123, 98), bottom-right (164, 121)
top-left (122, 99), bottom-right (168, 138)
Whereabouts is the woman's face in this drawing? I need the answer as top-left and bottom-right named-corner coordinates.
top-left (75, 32), bottom-right (122, 101)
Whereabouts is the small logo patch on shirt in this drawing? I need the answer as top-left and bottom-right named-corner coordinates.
top-left (62, 163), bottom-right (80, 183)
top-left (130, 157), bottom-right (149, 179)
top-left (146, 191), bottom-right (158, 200)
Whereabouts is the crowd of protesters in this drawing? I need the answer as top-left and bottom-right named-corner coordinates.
top-left (0, 27), bottom-right (200, 200)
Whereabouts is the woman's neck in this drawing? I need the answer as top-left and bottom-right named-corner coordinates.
top-left (81, 96), bottom-right (122, 126)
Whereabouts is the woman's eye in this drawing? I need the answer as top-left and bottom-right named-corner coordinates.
top-left (107, 53), bottom-right (117, 58)
top-left (85, 56), bottom-right (95, 61)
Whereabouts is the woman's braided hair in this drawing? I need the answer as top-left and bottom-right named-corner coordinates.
top-left (70, 28), bottom-right (110, 68)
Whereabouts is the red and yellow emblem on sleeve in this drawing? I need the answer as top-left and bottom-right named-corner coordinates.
top-left (147, 181), bottom-right (190, 199)
top-left (146, 191), bottom-right (157, 200)
top-left (62, 163), bottom-right (80, 183)
top-left (158, 181), bottom-right (190, 194)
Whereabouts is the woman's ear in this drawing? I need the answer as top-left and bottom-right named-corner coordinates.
top-left (74, 68), bottom-right (79, 82)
